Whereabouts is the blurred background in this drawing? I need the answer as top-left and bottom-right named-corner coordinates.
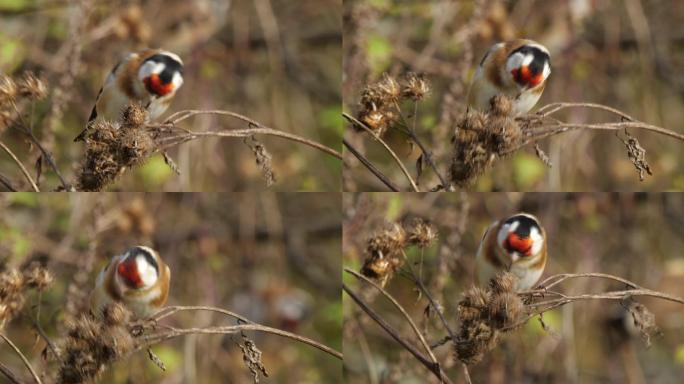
top-left (0, 0), bottom-right (342, 191)
top-left (344, 192), bottom-right (684, 383)
top-left (343, 0), bottom-right (684, 191)
top-left (0, 192), bottom-right (342, 382)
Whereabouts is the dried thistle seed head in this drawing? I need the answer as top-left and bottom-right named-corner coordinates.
top-left (122, 103), bottom-right (147, 128)
top-left (0, 76), bottom-right (18, 102)
top-left (361, 256), bottom-right (392, 279)
top-left (402, 72), bottom-right (430, 101)
top-left (358, 108), bottom-right (391, 137)
top-left (489, 94), bottom-right (513, 117)
top-left (405, 218), bottom-right (438, 247)
top-left (489, 272), bottom-right (516, 294)
top-left (102, 302), bottom-right (132, 326)
top-left (488, 292), bottom-right (525, 329)
top-left (454, 321), bottom-right (500, 365)
top-left (22, 264), bottom-right (53, 291)
top-left (366, 222), bottom-right (407, 255)
top-left (18, 72), bottom-right (48, 100)
top-left (458, 286), bottom-right (491, 323)
top-left (377, 73), bottom-right (401, 102)
top-left (360, 87), bottom-right (383, 109)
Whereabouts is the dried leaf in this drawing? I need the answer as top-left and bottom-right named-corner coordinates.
top-left (617, 130), bottom-right (652, 181)
top-left (147, 348), bottom-right (166, 371)
top-left (162, 151), bottom-right (180, 175)
top-left (34, 155), bottom-right (43, 185)
top-left (416, 153), bottom-right (424, 182)
top-left (239, 335), bottom-right (268, 383)
top-left (244, 136), bottom-right (276, 187)
top-left (534, 143), bottom-right (552, 168)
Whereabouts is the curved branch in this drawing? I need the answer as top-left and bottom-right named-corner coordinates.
top-left (0, 334), bottom-right (42, 384)
top-left (343, 113), bottom-right (420, 191)
top-left (343, 283), bottom-right (453, 384)
top-left (156, 109), bottom-right (342, 159)
top-left (0, 140), bottom-right (39, 192)
top-left (153, 127), bottom-right (342, 159)
top-left (138, 323), bottom-right (342, 360)
top-left (344, 268), bottom-right (438, 364)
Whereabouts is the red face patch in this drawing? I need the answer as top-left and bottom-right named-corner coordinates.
top-left (143, 74), bottom-right (174, 96)
top-left (511, 65), bottom-right (543, 88)
top-left (504, 232), bottom-right (533, 256)
top-left (117, 258), bottom-right (144, 288)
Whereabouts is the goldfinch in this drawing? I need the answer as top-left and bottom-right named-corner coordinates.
top-left (467, 39), bottom-right (551, 116)
top-left (75, 49), bottom-right (184, 141)
top-left (475, 213), bottom-right (547, 291)
top-left (90, 246), bottom-right (170, 319)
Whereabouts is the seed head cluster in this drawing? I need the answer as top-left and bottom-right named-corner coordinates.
top-left (361, 219), bottom-right (437, 286)
top-left (356, 73), bottom-right (431, 137)
top-left (58, 302), bottom-right (136, 383)
top-left (450, 95), bottom-right (523, 187)
top-left (77, 104), bottom-right (154, 191)
top-left (0, 263), bottom-right (53, 330)
top-left (0, 72), bottom-right (48, 133)
top-left (454, 272), bottom-right (525, 364)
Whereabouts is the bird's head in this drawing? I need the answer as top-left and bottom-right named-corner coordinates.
top-left (496, 213), bottom-right (545, 265)
top-left (116, 246), bottom-right (160, 290)
top-left (506, 42), bottom-right (551, 90)
top-left (138, 51), bottom-right (184, 97)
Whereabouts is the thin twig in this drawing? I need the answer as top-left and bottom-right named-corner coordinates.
top-left (343, 284), bottom-right (453, 384)
top-left (136, 323), bottom-right (342, 360)
top-left (344, 268), bottom-right (438, 364)
top-left (393, 101), bottom-right (449, 187)
top-left (0, 362), bottom-right (23, 384)
top-left (401, 251), bottom-right (456, 342)
top-left (150, 121), bottom-right (342, 160)
top-left (0, 334), bottom-right (42, 384)
top-left (343, 113), bottom-right (420, 191)
top-left (343, 139), bottom-right (400, 191)
top-left (149, 305), bottom-right (251, 324)
top-left (152, 127), bottom-right (342, 159)
top-left (9, 102), bottom-right (69, 190)
top-left (0, 141), bottom-right (39, 191)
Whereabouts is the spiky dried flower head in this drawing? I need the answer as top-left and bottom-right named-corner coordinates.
top-left (361, 223), bottom-right (407, 282)
top-left (0, 269), bottom-right (25, 329)
top-left (405, 218), bottom-right (438, 248)
top-left (0, 76), bottom-right (18, 102)
top-left (402, 72), bottom-right (431, 101)
top-left (22, 262), bottom-right (53, 291)
top-left (59, 303), bottom-right (135, 383)
top-left (450, 95), bottom-right (523, 187)
top-left (489, 272), bottom-right (516, 294)
top-left (77, 104), bottom-right (154, 191)
top-left (455, 273), bottom-right (529, 365)
top-left (377, 73), bottom-right (401, 102)
top-left (18, 72), bottom-right (48, 100)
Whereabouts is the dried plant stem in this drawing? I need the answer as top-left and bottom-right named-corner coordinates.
top-left (343, 139), bottom-right (400, 191)
top-left (344, 268), bottom-right (438, 364)
top-left (343, 113), bottom-right (420, 191)
top-left (0, 140), bottom-right (39, 191)
top-left (0, 334), bottom-right (42, 384)
top-left (511, 102), bottom-right (684, 155)
top-left (503, 272), bottom-right (684, 331)
top-left (0, 362), bottom-right (22, 384)
top-left (154, 126), bottom-right (342, 160)
top-left (138, 323), bottom-right (342, 360)
top-left (150, 305), bottom-right (251, 323)
top-left (401, 251), bottom-right (456, 342)
top-left (343, 283), bottom-right (453, 384)
top-left (9, 102), bottom-right (70, 190)
top-left (394, 101), bottom-right (449, 187)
